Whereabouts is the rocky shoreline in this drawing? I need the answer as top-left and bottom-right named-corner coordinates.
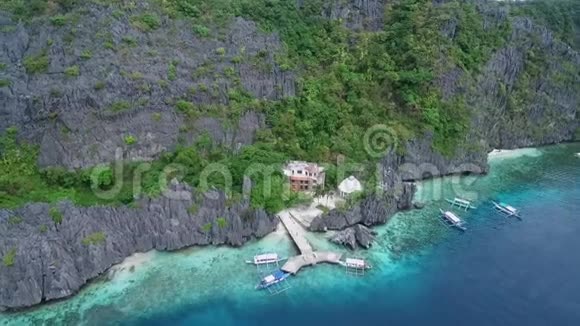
top-left (0, 183), bottom-right (277, 311)
top-left (1, 0), bottom-right (579, 312)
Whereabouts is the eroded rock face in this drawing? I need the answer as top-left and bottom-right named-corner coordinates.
top-left (0, 9), bottom-right (294, 168)
top-left (323, 0), bottom-right (385, 31)
top-left (330, 224), bottom-right (376, 249)
top-left (0, 183), bottom-right (277, 310)
top-left (437, 13), bottom-right (580, 150)
top-left (309, 132), bottom-right (486, 232)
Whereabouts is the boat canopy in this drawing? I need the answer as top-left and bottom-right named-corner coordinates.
top-left (455, 198), bottom-right (470, 205)
top-left (263, 275), bottom-right (276, 283)
top-left (505, 205), bottom-right (517, 213)
top-left (444, 211), bottom-right (461, 224)
top-left (345, 258), bottom-right (366, 268)
top-left (254, 253), bottom-right (278, 263)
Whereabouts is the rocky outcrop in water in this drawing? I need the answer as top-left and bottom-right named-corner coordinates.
top-left (0, 182), bottom-right (277, 311)
top-left (329, 224), bottom-right (376, 249)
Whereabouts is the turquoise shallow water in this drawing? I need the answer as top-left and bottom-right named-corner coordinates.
top-left (1, 143), bottom-right (579, 325)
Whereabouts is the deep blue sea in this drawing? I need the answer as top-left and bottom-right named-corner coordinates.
top-left (2, 144), bottom-right (579, 326)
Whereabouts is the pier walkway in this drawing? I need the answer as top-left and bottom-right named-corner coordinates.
top-left (277, 211), bottom-right (342, 274)
top-left (278, 211), bottom-right (313, 254)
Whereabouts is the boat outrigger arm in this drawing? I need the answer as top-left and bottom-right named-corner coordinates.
top-left (445, 197), bottom-right (477, 210)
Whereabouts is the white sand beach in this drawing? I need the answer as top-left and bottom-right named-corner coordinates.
top-left (488, 148), bottom-right (542, 161)
top-left (107, 251), bottom-right (156, 281)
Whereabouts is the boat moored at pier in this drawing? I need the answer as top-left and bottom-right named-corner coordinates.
top-left (256, 270), bottom-right (290, 290)
top-left (245, 253), bottom-right (286, 265)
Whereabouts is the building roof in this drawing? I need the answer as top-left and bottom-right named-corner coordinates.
top-left (283, 161), bottom-right (324, 176)
top-left (444, 211), bottom-right (461, 223)
top-left (338, 176), bottom-right (363, 194)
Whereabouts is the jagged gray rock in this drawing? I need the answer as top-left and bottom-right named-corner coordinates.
top-left (0, 183), bottom-right (277, 311)
top-left (0, 7), bottom-right (294, 169)
top-left (330, 224), bottom-right (376, 249)
top-left (309, 132), bottom-right (486, 233)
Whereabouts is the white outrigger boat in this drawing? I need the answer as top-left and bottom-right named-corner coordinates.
top-left (341, 257), bottom-right (372, 270)
top-left (445, 197), bottom-right (477, 210)
top-left (256, 270), bottom-right (290, 290)
top-left (492, 201), bottom-right (521, 219)
top-left (245, 253), bottom-right (286, 265)
top-left (439, 209), bottom-right (467, 231)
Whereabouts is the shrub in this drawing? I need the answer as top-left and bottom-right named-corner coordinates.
top-left (82, 232), bottom-right (106, 246)
top-left (109, 101), bottom-right (131, 113)
top-left (50, 88), bottom-right (62, 97)
top-left (216, 217), bottom-right (227, 228)
top-left (39, 224), bottom-right (48, 233)
top-left (8, 215), bottom-right (23, 225)
top-left (157, 79), bottom-right (169, 88)
top-left (132, 13), bottom-right (161, 31)
top-left (50, 15), bottom-right (67, 27)
top-left (80, 50), bottom-right (93, 60)
top-left (152, 112), bottom-right (162, 122)
top-left (168, 62), bottom-right (177, 81)
top-left (193, 24), bottom-right (209, 37)
top-left (104, 41), bottom-right (115, 50)
top-left (188, 203), bottom-right (199, 214)
top-left (49, 207), bottom-right (63, 224)
top-left (175, 100), bottom-right (195, 114)
top-left (64, 65), bottom-right (80, 77)
top-left (215, 47), bottom-right (226, 56)
top-left (0, 79), bottom-right (10, 87)
top-left (23, 52), bottom-right (50, 74)
top-left (124, 135), bottom-right (137, 145)
top-left (201, 222), bottom-right (212, 232)
top-left (94, 81), bottom-right (106, 90)
top-left (90, 166), bottom-right (114, 188)
top-left (0, 63), bottom-right (6, 70)
top-left (224, 67), bottom-right (235, 77)
top-left (122, 36), bottom-right (138, 47)
top-left (129, 71), bottom-right (144, 80)
top-left (3, 248), bottom-right (16, 267)
top-left (41, 167), bottom-right (77, 187)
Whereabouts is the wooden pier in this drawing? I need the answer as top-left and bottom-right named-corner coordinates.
top-left (277, 211), bottom-right (342, 274)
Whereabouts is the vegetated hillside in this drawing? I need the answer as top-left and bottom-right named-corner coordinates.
top-left (0, 0), bottom-right (578, 209)
top-left (0, 0), bottom-right (579, 311)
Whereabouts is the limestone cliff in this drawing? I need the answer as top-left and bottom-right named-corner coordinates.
top-left (0, 183), bottom-right (276, 310)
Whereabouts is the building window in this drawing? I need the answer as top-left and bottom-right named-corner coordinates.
top-left (297, 170), bottom-right (302, 174)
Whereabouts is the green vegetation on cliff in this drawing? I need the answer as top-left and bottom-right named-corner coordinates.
top-left (0, 0), bottom-right (577, 212)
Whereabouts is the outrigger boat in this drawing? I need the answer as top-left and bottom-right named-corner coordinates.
top-left (445, 197), bottom-right (477, 210)
top-left (245, 253), bottom-right (286, 265)
top-left (439, 209), bottom-right (467, 231)
top-left (256, 270), bottom-right (290, 290)
top-left (492, 201), bottom-right (521, 219)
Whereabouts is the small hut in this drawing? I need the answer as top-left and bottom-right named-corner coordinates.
top-left (338, 176), bottom-right (363, 198)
